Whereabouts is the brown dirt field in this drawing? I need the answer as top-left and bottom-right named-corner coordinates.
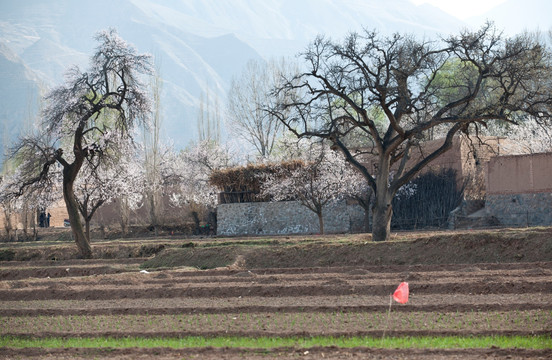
top-left (0, 263), bottom-right (551, 337)
top-left (0, 228), bottom-right (551, 359)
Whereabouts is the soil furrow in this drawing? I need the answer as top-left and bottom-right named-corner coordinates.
top-left (2, 302), bottom-right (551, 316)
top-left (2, 330), bottom-right (550, 339)
top-left (1, 346), bottom-right (551, 360)
top-left (2, 310), bottom-right (548, 336)
top-left (2, 293), bottom-right (546, 310)
top-left (1, 261), bottom-right (550, 281)
top-left (22, 271), bottom-right (542, 286)
top-left (2, 281), bottom-right (551, 301)
top-left (6, 276), bottom-right (551, 291)
top-left (0, 258), bottom-right (146, 268)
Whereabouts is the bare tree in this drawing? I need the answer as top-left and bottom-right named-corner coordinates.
top-left (197, 88), bottom-right (222, 143)
top-left (143, 61), bottom-right (165, 235)
top-left (5, 29), bottom-right (152, 257)
top-left (269, 24), bottom-right (552, 241)
top-left (0, 193), bottom-right (16, 241)
top-left (228, 58), bottom-right (296, 159)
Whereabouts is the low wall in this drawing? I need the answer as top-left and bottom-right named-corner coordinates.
top-left (485, 153), bottom-right (552, 227)
top-left (217, 200), bottom-right (364, 236)
top-left (0, 200), bottom-right (67, 231)
top-left (486, 192), bottom-right (552, 227)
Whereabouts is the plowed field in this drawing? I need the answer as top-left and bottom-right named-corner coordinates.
top-left (1, 229), bottom-right (551, 359)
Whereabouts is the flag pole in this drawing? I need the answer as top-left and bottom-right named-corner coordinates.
top-left (381, 294), bottom-right (393, 345)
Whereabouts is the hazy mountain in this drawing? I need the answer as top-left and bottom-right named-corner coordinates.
top-left (0, 0), bottom-right (468, 167)
top-left (0, 41), bottom-right (41, 159)
top-left (20, 37), bottom-right (88, 84)
top-left (468, 0), bottom-right (552, 34)
top-left (129, 0), bottom-right (466, 56)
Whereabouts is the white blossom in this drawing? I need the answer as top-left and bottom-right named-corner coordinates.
top-left (169, 140), bottom-right (233, 208)
top-left (260, 141), bottom-right (359, 234)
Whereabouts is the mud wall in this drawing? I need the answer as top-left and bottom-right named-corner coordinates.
top-left (486, 153), bottom-right (552, 226)
top-left (45, 203), bottom-right (68, 228)
top-left (217, 200), bottom-right (365, 236)
top-left (360, 136), bottom-right (514, 201)
top-left (0, 199), bottom-right (67, 231)
top-left (487, 153), bottom-right (552, 194)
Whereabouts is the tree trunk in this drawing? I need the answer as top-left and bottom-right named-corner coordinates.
top-left (120, 220), bottom-right (128, 237)
top-left (191, 211), bottom-right (200, 235)
top-left (363, 206), bottom-right (371, 233)
top-left (22, 203), bottom-right (29, 238)
top-left (63, 177), bottom-right (92, 258)
top-left (119, 197), bottom-right (130, 237)
top-left (149, 194), bottom-right (159, 236)
top-left (31, 209), bottom-right (37, 241)
top-left (3, 208), bottom-right (13, 242)
top-left (372, 200), bottom-right (392, 242)
top-left (85, 218), bottom-right (91, 243)
top-left (372, 156), bottom-right (393, 242)
top-left (317, 211), bottom-right (325, 235)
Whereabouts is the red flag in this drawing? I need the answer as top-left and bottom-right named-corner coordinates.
top-left (392, 282), bottom-right (409, 304)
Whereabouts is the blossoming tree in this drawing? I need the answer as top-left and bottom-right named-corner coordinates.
top-left (261, 142), bottom-right (359, 234)
top-left (169, 140), bottom-right (233, 233)
top-left (5, 29), bottom-right (152, 258)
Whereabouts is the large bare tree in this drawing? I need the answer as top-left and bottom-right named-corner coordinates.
top-left (6, 29), bottom-right (152, 257)
top-left (269, 24), bottom-right (552, 241)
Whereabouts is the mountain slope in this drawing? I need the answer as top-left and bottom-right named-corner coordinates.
top-left (129, 0), bottom-right (466, 56)
top-left (0, 0), bottom-right (468, 164)
top-left (0, 0), bottom-right (263, 152)
top-left (0, 42), bottom-right (41, 158)
top-left (468, 0), bottom-right (552, 34)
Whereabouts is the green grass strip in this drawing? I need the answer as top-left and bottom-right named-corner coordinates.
top-left (1, 335), bottom-right (551, 349)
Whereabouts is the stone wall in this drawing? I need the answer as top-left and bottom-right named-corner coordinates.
top-left (486, 192), bottom-right (552, 227)
top-left (217, 200), bottom-right (365, 236)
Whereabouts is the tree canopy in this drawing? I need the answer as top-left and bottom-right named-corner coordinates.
top-left (269, 23), bottom-right (552, 241)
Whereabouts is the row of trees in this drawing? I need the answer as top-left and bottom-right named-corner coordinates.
top-left (2, 23), bottom-right (552, 257)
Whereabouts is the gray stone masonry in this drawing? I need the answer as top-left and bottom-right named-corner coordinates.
top-left (217, 200), bottom-right (365, 236)
top-left (486, 192), bottom-right (552, 227)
